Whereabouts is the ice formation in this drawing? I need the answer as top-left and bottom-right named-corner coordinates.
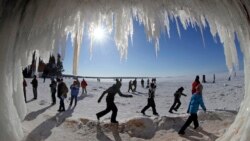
top-left (0, 0), bottom-right (249, 140)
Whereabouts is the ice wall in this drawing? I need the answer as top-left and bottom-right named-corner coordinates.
top-left (0, 0), bottom-right (249, 141)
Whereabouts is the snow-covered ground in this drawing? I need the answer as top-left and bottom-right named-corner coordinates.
top-left (22, 72), bottom-right (244, 141)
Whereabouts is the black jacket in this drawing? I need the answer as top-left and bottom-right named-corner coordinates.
top-left (98, 84), bottom-right (132, 103)
top-left (148, 88), bottom-right (155, 99)
top-left (50, 80), bottom-right (57, 93)
top-left (57, 82), bottom-right (68, 97)
top-left (31, 78), bottom-right (38, 88)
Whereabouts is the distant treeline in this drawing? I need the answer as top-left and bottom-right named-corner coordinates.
top-left (23, 51), bottom-right (64, 78)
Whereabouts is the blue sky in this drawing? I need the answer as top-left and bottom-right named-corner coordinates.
top-left (63, 19), bottom-right (243, 77)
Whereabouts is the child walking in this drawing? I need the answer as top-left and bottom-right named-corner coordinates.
top-left (178, 84), bottom-right (206, 135)
top-left (169, 87), bottom-right (187, 113)
top-left (141, 82), bottom-right (159, 116)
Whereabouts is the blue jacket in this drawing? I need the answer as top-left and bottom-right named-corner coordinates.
top-left (70, 85), bottom-right (80, 96)
top-left (187, 94), bottom-right (206, 114)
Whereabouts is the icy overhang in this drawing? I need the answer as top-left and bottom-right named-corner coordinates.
top-left (1, 0), bottom-right (249, 74)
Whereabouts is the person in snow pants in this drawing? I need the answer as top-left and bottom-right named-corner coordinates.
top-left (96, 79), bottom-right (133, 123)
top-left (31, 75), bottom-right (38, 99)
top-left (57, 78), bottom-right (68, 112)
top-left (178, 84), bottom-right (206, 135)
top-left (127, 80), bottom-right (133, 92)
top-left (70, 80), bottom-right (80, 107)
top-left (169, 87), bottom-right (187, 113)
top-left (23, 78), bottom-right (27, 103)
top-left (146, 79), bottom-right (150, 88)
top-left (81, 78), bottom-right (88, 95)
top-left (50, 78), bottom-right (57, 105)
top-left (141, 82), bottom-right (159, 116)
top-left (141, 79), bottom-right (144, 88)
top-left (132, 78), bottom-right (137, 92)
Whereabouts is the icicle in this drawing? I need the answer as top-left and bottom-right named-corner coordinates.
top-left (174, 16), bottom-right (181, 39)
top-left (164, 12), bottom-right (171, 38)
top-left (154, 37), bottom-right (159, 57)
top-left (73, 32), bottom-right (79, 75)
top-left (199, 25), bottom-right (206, 48)
top-left (130, 17), bottom-right (134, 47)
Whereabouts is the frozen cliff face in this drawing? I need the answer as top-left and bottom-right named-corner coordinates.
top-left (0, 0), bottom-right (249, 140)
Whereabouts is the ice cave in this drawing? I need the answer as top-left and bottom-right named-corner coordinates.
top-left (0, 0), bottom-right (250, 140)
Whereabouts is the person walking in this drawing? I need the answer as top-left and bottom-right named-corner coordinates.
top-left (96, 79), bottom-right (133, 123)
top-left (141, 79), bottom-right (144, 88)
top-left (57, 78), bottom-right (68, 112)
top-left (81, 78), bottom-right (88, 95)
top-left (69, 80), bottom-right (80, 107)
top-left (127, 80), bottom-right (133, 92)
top-left (31, 75), bottom-right (38, 99)
top-left (192, 75), bottom-right (200, 94)
top-left (23, 78), bottom-right (27, 103)
top-left (75, 77), bottom-right (80, 87)
top-left (169, 87), bottom-right (187, 113)
top-left (141, 82), bottom-right (159, 116)
top-left (49, 78), bottom-right (57, 105)
top-left (43, 73), bottom-right (46, 83)
top-left (146, 79), bottom-right (150, 88)
top-left (178, 84), bottom-right (206, 135)
top-left (132, 78), bottom-right (137, 92)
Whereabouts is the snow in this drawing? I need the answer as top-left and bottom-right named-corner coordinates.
top-left (20, 72), bottom-right (244, 140)
top-left (0, 0), bottom-right (250, 140)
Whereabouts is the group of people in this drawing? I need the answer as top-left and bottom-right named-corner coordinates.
top-left (167, 75), bottom-right (206, 135)
top-left (178, 75), bottom-right (206, 135)
top-left (96, 78), bottom-right (159, 123)
top-left (23, 75), bottom-right (38, 103)
top-left (127, 79), bottom-right (137, 92)
top-left (127, 78), bottom-right (152, 93)
top-left (140, 78), bottom-right (151, 88)
top-left (53, 78), bottom-right (88, 112)
top-left (23, 75), bottom-right (206, 136)
top-left (97, 76), bottom-right (206, 136)
top-left (23, 76), bottom-right (88, 112)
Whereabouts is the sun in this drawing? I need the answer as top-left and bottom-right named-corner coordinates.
top-left (93, 26), bottom-right (105, 41)
top-left (89, 25), bottom-right (107, 42)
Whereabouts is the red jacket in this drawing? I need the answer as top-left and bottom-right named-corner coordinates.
top-left (81, 80), bottom-right (87, 88)
top-left (192, 81), bottom-right (199, 94)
